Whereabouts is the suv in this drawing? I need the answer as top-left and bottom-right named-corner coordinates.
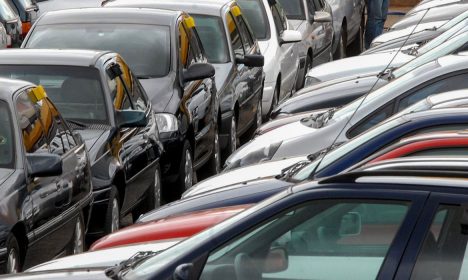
top-left (0, 78), bottom-right (92, 273)
top-left (0, 49), bottom-right (163, 236)
top-left (22, 8), bottom-right (218, 196)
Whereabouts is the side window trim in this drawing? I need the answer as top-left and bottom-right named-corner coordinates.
top-left (227, 11), bottom-right (247, 55)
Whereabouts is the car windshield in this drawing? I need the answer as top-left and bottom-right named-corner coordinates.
top-left (393, 31), bottom-right (468, 79)
top-left (392, 97), bottom-right (433, 119)
top-left (25, 24), bottom-right (171, 78)
top-left (123, 190), bottom-right (291, 279)
top-left (237, 0), bottom-right (270, 40)
top-left (193, 15), bottom-right (230, 63)
top-left (292, 117), bottom-right (406, 181)
top-left (0, 65), bottom-right (108, 124)
top-left (277, 0), bottom-right (305, 20)
top-left (0, 0), bottom-right (18, 21)
top-left (418, 17), bottom-right (468, 55)
top-left (0, 100), bottom-right (14, 169)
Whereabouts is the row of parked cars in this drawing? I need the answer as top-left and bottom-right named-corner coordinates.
top-left (0, 0), bottom-right (369, 275)
top-left (8, 0), bottom-right (468, 279)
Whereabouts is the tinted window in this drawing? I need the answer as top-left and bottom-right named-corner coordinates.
top-left (271, 4), bottom-right (287, 35)
top-left (179, 22), bottom-right (196, 69)
top-left (349, 103), bottom-right (394, 138)
top-left (237, 0), bottom-right (270, 40)
top-left (43, 101), bottom-right (76, 155)
top-left (236, 14), bottom-right (255, 50)
top-left (278, 0), bottom-right (306, 20)
top-left (193, 15), bottom-right (230, 63)
top-left (0, 65), bottom-right (108, 124)
top-left (200, 200), bottom-right (410, 280)
top-left (0, 100), bottom-right (14, 168)
top-left (226, 12), bottom-right (244, 56)
top-left (26, 24), bottom-right (171, 78)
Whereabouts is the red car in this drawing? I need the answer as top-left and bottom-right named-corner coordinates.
top-left (90, 204), bottom-right (251, 251)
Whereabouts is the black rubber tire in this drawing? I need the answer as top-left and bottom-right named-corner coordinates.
top-left (4, 235), bottom-right (20, 274)
top-left (133, 165), bottom-right (162, 221)
top-left (348, 16), bottom-right (365, 56)
top-left (299, 55), bottom-right (312, 89)
top-left (333, 27), bottom-right (347, 59)
top-left (104, 186), bottom-right (120, 234)
top-left (175, 140), bottom-right (194, 199)
top-left (67, 213), bottom-right (85, 255)
top-left (222, 115), bottom-right (239, 163)
top-left (198, 124), bottom-right (221, 180)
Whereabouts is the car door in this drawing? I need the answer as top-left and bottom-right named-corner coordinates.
top-left (310, 0), bottom-right (333, 62)
top-left (196, 189), bottom-right (429, 280)
top-left (271, 2), bottom-right (297, 99)
top-left (14, 91), bottom-right (75, 265)
top-left (394, 192), bottom-right (468, 279)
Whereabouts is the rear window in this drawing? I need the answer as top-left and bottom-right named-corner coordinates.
top-left (25, 23), bottom-right (171, 78)
top-left (237, 0), bottom-right (270, 40)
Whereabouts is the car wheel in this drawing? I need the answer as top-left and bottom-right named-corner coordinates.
top-left (133, 165), bottom-right (162, 220)
top-left (255, 97), bottom-right (263, 129)
top-left (176, 141), bottom-right (194, 196)
top-left (269, 84), bottom-right (279, 117)
top-left (299, 55), bottom-right (313, 89)
top-left (199, 123), bottom-right (221, 180)
top-left (5, 235), bottom-right (20, 274)
top-left (333, 27), bottom-right (347, 59)
top-left (348, 16), bottom-right (364, 55)
top-left (71, 214), bottom-right (84, 254)
top-left (104, 187), bottom-right (120, 234)
top-left (226, 115), bottom-right (238, 156)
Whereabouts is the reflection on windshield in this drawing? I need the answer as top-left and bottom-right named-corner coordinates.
top-left (237, 0), bottom-right (270, 40)
top-left (26, 24), bottom-right (171, 78)
top-left (0, 100), bottom-right (14, 169)
top-left (193, 15), bottom-right (230, 63)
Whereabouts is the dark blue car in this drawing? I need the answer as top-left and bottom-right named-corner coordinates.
top-left (138, 108), bottom-right (468, 222)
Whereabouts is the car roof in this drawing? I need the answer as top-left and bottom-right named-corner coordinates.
top-left (0, 49), bottom-right (111, 67)
top-left (397, 129), bottom-right (468, 144)
top-left (35, 7), bottom-right (182, 26)
top-left (104, 0), bottom-right (234, 17)
top-left (401, 107), bottom-right (468, 120)
top-left (0, 78), bottom-right (34, 100)
top-left (428, 89), bottom-right (468, 105)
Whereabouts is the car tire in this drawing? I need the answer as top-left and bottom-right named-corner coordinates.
top-left (176, 141), bottom-right (194, 197)
top-left (199, 123), bottom-right (221, 179)
top-left (4, 235), bottom-right (20, 274)
top-left (268, 83), bottom-right (279, 118)
top-left (299, 55), bottom-right (313, 89)
top-left (223, 115), bottom-right (239, 162)
top-left (333, 27), bottom-right (347, 59)
top-left (133, 165), bottom-right (162, 220)
top-left (104, 187), bottom-right (120, 234)
top-left (348, 16), bottom-right (365, 55)
top-left (69, 214), bottom-right (85, 255)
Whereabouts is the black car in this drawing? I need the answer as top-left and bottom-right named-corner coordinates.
top-left (22, 8), bottom-right (219, 197)
top-left (0, 78), bottom-right (92, 273)
top-left (104, 0), bottom-right (265, 161)
top-left (0, 49), bottom-right (163, 237)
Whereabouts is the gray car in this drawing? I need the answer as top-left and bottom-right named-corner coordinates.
top-left (225, 53), bottom-right (468, 170)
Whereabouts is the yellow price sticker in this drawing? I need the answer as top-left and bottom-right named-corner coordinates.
top-left (231, 6), bottom-right (242, 17)
top-left (29, 85), bottom-right (47, 103)
top-left (184, 16), bottom-right (196, 29)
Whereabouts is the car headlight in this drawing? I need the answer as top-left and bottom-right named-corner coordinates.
top-left (304, 76), bottom-right (321, 87)
top-left (154, 113), bottom-right (178, 133)
top-left (224, 141), bottom-right (282, 171)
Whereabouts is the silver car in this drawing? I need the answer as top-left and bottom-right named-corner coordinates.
top-left (0, 23), bottom-right (6, 48)
top-left (225, 53), bottom-right (468, 170)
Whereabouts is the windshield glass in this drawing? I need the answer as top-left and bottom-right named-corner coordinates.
top-left (237, 0), bottom-right (270, 40)
top-left (0, 100), bottom-right (14, 169)
top-left (418, 19), bottom-right (468, 55)
top-left (124, 190), bottom-right (290, 278)
top-left (393, 32), bottom-right (468, 79)
top-left (26, 24), bottom-right (171, 78)
top-left (392, 97), bottom-right (432, 119)
top-left (0, 65), bottom-right (108, 124)
top-left (193, 15), bottom-right (230, 63)
top-left (0, 0), bottom-right (18, 21)
top-left (277, 0), bottom-right (305, 20)
top-left (292, 118), bottom-right (405, 181)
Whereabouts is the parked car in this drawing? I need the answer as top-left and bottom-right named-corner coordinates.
top-left (104, 0), bottom-right (265, 163)
top-left (226, 54), bottom-right (468, 170)
top-left (0, 78), bottom-right (93, 273)
top-left (9, 0), bottom-right (38, 37)
top-left (23, 8), bottom-right (219, 196)
top-left (276, 0), bottom-right (334, 88)
top-left (0, 49), bottom-right (163, 236)
top-left (358, 156), bottom-right (468, 172)
top-left (0, 0), bottom-right (21, 46)
top-left (0, 22), bottom-right (7, 48)
top-left (139, 107), bottom-right (468, 223)
top-left (90, 204), bottom-right (251, 251)
top-left (408, 0), bottom-right (468, 14)
top-left (272, 29), bottom-right (468, 119)
top-left (36, 0), bottom-right (101, 15)
top-left (21, 169), bottom-right (468, 280)
top-left (236, 0), bottom-right (300, 117)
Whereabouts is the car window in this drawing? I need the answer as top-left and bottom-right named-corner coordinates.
top-left (235, 13), bottom-right (255, 51)
top-left (184, 17), bottom-right (204, 62)
top-left (271, 4), bottom-right (287, 36)
top-left (349, 102), bottom-right (394, 138)
top-left (0, 100), bottom-right (14, 168)
top-left (277, 0), bottom-right (305, 20)
top-left (410, 205), bottom-right (468, 279)
top-left (406, 147), bottom-right (468, 157)
top-left (226, 12), bottom-right (245, 56)
top-left (307, 0), bottom-right (317, 16)
top-left (237, 0), bottom-right (270, 40)
top-left (397, 74), bottom-right (468, 112)
top-left (192, 15), bottom-right (230, 63)
top-left (313, 0), bottom-right (324, 10)
top-left (200, 199), bottom-right (410, 280)
top-left (42, 101), bottom-right (76, 155)
top-left (178, 21), bottom-right (196, 69)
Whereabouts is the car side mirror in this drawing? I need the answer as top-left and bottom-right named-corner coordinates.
top-left (182, 63), bottom-right (215, 83)
top-left (235, 54), bottom-right (264, 67)
top-left (263, 247), bottom-right (288, 273)
top-left (339, 212), bottom-right (362, 237)
top-left (27, 153), bottom-right (63, 177)
top-left (313, 11), bottom-right (332, 23)
top-left (173, 263), bottom-right (194, 280)
top-left (116, 110), bottom-right (148, 128)
top-left (280, 30), bottom-right (302, 45)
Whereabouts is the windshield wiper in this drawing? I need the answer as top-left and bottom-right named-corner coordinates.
top-left (105, 251), bottom-right (159, 280)
top-left (66, 119), bottom-right (87, 129)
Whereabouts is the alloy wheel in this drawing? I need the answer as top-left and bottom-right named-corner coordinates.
top-left (256, 98), bottom-right (262, 128)
top-left (154, 168), bottom-right (161, 207)
top-left (184, 149), bottom-right (193, 190)
top-left (73, 218), bottom-right (84, 254)
top-left (110, 198), bottom-right (119, 233)
top-left (230, 117), bottom-right (237, 154)
top-left (214, 132), bottom-right (221, 173)
top-left (7, 248), bottom-right (18, 274)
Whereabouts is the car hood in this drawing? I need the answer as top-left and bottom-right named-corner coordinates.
top-left (27, 240), bottom-right (180, 273)
top-left (1, 269), bottom-right (108, 280)
top-left (76, 129), bottom-right (109, 163)
top-left (288, 19), bottom-right (304, 31)
top-left (139, 75), bottom-right (174, 112)
top-left (212, 63), bottom-right (232, 91)
top-left (306, 51), bottom-right (412, 82)
top-left (184, 156), bottom-right (306, 198)
top-left (372, 21), bottom-right (446, 45)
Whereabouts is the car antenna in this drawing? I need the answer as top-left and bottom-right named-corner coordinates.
top-left (309, 7), bottom-right (432, 176)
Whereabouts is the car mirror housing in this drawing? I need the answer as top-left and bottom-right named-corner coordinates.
top-left (235, 54), bottom-right (264, 67)
top-left (313, 11), bottom-right (332, 23)
top-left (27, 153), bottom-right (63, 177)
top-left (263, 247), bottom-right (289, 273)
top-left (173, 263), bottom-right (194, 280)
top-left (339, 212), bottom-right (362, 237)
top-left (280, 30), bottom-right (302, 45)
top-left (116, 110), bottom-right (148, 128)
top-left (182, 63), bottom-right (215, 83)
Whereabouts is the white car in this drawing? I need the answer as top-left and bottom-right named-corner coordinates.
top-left (238, 0), bottom-right (302, 117)
top-left (0, 23), bottom-right (7, 49)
